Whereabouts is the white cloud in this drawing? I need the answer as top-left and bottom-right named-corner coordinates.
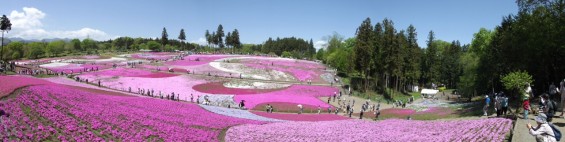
top-left (7, 7), bottom-right (114, 41)
top-left (314, 40), bottom-right (328, 51)
top-left (191, 37), bottom-right (208, 46)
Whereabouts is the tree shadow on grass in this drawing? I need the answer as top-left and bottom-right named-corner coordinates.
top-left (455, 102), bottom-right (488, 117)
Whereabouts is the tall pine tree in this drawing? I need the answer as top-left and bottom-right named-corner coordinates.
top-left (354, 18), bottom-right (375, 91)
top-left (178, 29), bottom-right (186, 50)
top-left (216, 24), bottom-right (224, 48)
top-left (161, 27), bottom-right (168, 51)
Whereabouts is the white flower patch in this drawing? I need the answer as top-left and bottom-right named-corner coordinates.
top-left (39, 62), bottom-right (70, 68)
top-left (117, 54), bottom-right (131, 57)
top-left (96, 57), bottom-right (127, 62)
top-left (209, 57), bottom-right (296, 81)
top-left (198, 94), bottom-right (237, 107)
top-left (223, 81), bottom-right (290, 89)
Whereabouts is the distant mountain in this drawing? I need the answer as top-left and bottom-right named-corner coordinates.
top-left (4, 38), bottom-right (72, 43)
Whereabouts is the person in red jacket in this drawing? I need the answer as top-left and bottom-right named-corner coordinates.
top-left (523, 98), bottom-right (531, 120)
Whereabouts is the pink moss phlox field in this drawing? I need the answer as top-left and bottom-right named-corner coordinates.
top-left (251, 111), bottom-right (349, 121)
top-left (0, 84), bottom-right (264, 141)
top-left (186, 55), bottom-right (235, 62)
top-left (0, 76), bottom-right (52, 97)
top-left (81, 67), bottom-right (178, 78)
top-left (78, 73), bottom-right (209, 100)
top-left (131, 52), bottom-right (178, 60)
top-left (165, 54), bottom-right (235, 66)
top-left (192, 82), bottom-right (284, 95)
top-left (379, 107), bottom-right (454, 118)
top-left (42, 77), bottom-right (129, 95)
top-left (242, 59), bottom-right (324, 81)
top-left (226, 118), bottom-right (513, 142)
top-left (234, 85), bottom-right (338, 109)
top-left (44, 64), bottom-right (110, 74)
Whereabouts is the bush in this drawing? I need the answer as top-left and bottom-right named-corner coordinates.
top-left (500, 71), bottom-right (533, 100)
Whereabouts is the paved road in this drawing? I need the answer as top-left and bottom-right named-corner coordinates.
top-left (512, 113), bottom-right (565, 142)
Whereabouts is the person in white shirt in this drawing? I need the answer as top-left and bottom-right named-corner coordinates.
top-left (528, 113), bottom-right (556, 142)
top-left (558, 79), bottom-right (565, 116)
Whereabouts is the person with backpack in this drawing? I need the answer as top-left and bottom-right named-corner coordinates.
top-left (524, 98), bottom-right (531, 120)
top-left (484, 95), bottom-right (491, 116)
top-left (527, 113), bottom-right (558, 142)
top-left (501, 93), bottom-right (509, 116)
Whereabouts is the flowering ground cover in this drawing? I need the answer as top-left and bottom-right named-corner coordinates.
top-left (40, 63), bottom-right (110, 74)
top-left (241, 58), bottom-right (326, 82)
top-left (199, 105), bottom-right (284, 122)
top-left (192, 82), bottom-right (285, 95)
top-left (78, 71), bottom-right (210, 101)
top-left (0, 84), bottom-right (265, 141)
top-left (131, 52), bottom-right (178, 60)
top-left (252, 102), bottom-right (324, 113)
top-left (166, 54), bottom-right (237, 66)
top-left (251, 111), bottom-right (349, 121)
top-left (210, 59), bottom-right (296, 81)
top-left (186, 54), bottom-right (238, 62)
top-left (0, 76), bottom-right (53, 97)
top-left (42, 77), bottom-right (133, 96)
top-left (234, 85), bottom-right (339, 109)
top-left (226, 118), bottom-right (513, 141)
top-left (80, 67), bottom-right (178, 78)
top-left (360, 107), bottom-right (456, 120)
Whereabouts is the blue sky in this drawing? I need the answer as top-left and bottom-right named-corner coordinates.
top-left (1, 0), bottom-right (517, 49)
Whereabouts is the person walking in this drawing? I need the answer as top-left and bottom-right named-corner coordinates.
top-left (317, 105), bottom-right (321, 114)
top-left (524, 98), bottom-right (531, 120)
top-left (550, 82), bottom-right (558, 97)
top-left (374, 110), bottom-right (381, 121)
top-left (501, 93), bottom-right (509, 116)
top-left (484, 95), bottom-right (491, 116)
top-left (190, 94), bottom-right (194, 103)
top-left (527, 114), bottom-right (557, 142)
top-left (359, 109), bottom-right (364, 119)
top-left (559, 79), bottom-right (565, 117)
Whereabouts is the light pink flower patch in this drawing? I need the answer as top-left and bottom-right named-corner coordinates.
top-left (131, 52), bottom-right (178, 60)
top-left (251, 111), bottom-right (349, 121)
top-left (241, 58), bottom-right (326, 81)
top-left (186, 54), bottom-right (236, 62)
top-left (78, 73), bottom-right (210, 100)
top-left (43, 64), bottom-right (111, 74)
top-left (80, 67), bottom-right (178, 78)
top-left (166, 60), bottom-right (210, 66)
top-left (192, 82), bottom-right (285, 95)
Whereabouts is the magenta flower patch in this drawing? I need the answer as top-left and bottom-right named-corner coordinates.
top-left (226, 118), bottom-right (513, 141)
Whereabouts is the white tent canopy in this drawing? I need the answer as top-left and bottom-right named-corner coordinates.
top-left (421, 89), bottom-right (439, 99)
top-left (421, 89), bottom-right (439, 95)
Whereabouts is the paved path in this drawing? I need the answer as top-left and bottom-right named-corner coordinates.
top-left (512, 114), bottom-right (565, 142)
